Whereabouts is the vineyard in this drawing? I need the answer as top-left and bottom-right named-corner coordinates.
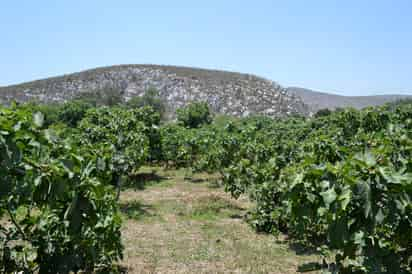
top-left (1, 99), bottom-right (411, 273)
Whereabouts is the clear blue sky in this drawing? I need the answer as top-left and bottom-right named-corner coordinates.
top-left (1, 0), bottom-right (411, 96)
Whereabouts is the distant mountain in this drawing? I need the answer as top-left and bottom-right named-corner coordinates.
top-left (0, 64), bottom-right (410, 118)
top-left (287, 87), bottom-right (412, 113)
top-left (0, 65), bottom-right (308, 118)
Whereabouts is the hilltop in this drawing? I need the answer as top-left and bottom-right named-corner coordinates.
top-left (0, 65), bottom-right (308, 118)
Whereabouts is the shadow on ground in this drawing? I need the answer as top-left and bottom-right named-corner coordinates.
top-left (120, 200), bottom-right (156, 220)
top-left (96, 265), bottom-right (129, 274)
top-left (188, 176), bottom-right (222, 190)
top-left (188, 177), bottom-right (207, 183)
top-left (297, 262), bottom-right (324, 272)
top-left (124, 171), bottom-right (169, 190)
top-left (285, 239), bottom-right (328, 272)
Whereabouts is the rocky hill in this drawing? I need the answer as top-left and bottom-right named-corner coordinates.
top-left (2, 65), bottom-right (410, 117)
top-left (0, 65), bottom-right (308, 118)
top-left (288, 87), bottom-right (412, 112)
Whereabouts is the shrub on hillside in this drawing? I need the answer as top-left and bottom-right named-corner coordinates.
top-left (75, 86), bottom-right (124, 106)
top-left (126, 87), bottom-right (166, 119)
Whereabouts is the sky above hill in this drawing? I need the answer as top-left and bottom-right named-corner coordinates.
top-left (1, 0), bottom-right (411, 96)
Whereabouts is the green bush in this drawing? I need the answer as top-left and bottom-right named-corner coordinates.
top-left (0, 105), bottom-right (123, 273)
top-left (57, 100), bottom-right (93, 127)
top-left (218, 104), bottom-right (412, 273)
top-left (79, 106), bottom-right (150, 198)
top-left (19, 102), bottom-right (62, 126)
top-left (126, 87), bottom-right (166, 119)
top-left (176, 102), bottom-right (212, 128)
top-left (314, 108), bottom-right (332, 118)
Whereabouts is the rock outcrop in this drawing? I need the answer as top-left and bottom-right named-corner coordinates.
top-left (0, 65), bottom-right (309, 118)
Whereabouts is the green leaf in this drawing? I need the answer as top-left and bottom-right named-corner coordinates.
top-left (34, 176), bottom-right (42, 186)
top-left (13, 122), bottom-right (22, 131)
top-left (44, 129), bottom-right (58, 143)
top-left (379, 167), bottom-right (411, 185)
top-left (317, 207), bottom-right (328, 217)
top-left (355, 151), bottom-right (376, 167)
top-left (338, 186), bottom-right (352, 211)
top-left (26, 248), bottom-right (37, 262)
top-left (356, 181), bottom-right (371, 218)
top-left (353, 230), bottom-right (365, 246)
top-left (15, 205), bottom-right (28, 222)
top-left (320, 180), bottom-right (330, 189)
top-left (33, 112), bottom-right (44, 127)
top-left (320, 188), bottom-right (337, 207)
top-left (375, 208), bottom-right (385, 224)
top-left (290, 173), bottom-right (303, 188)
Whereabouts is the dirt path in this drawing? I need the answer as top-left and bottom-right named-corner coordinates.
top-left (119, 167), bottom-right (320, 274)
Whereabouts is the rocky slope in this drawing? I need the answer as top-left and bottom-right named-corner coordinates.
top-left (0, 65), bottom-right (308, 118)
top-left (288, 87), bottom-right (412, 112)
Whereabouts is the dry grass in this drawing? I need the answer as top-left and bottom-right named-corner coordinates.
top-left (118, 167), bottom-right (321, 274)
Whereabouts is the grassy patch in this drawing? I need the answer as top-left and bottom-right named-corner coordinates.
top-left (119, 166), bottom-right (321, 273)
top-left (189, 195), bottom-right (243, 221)
top-left (206, 178), bottom-right (222, 189)
top-left (154, 199), bottom-right (188, 217)
top-left (153, 194), bottom-right (244, 221)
